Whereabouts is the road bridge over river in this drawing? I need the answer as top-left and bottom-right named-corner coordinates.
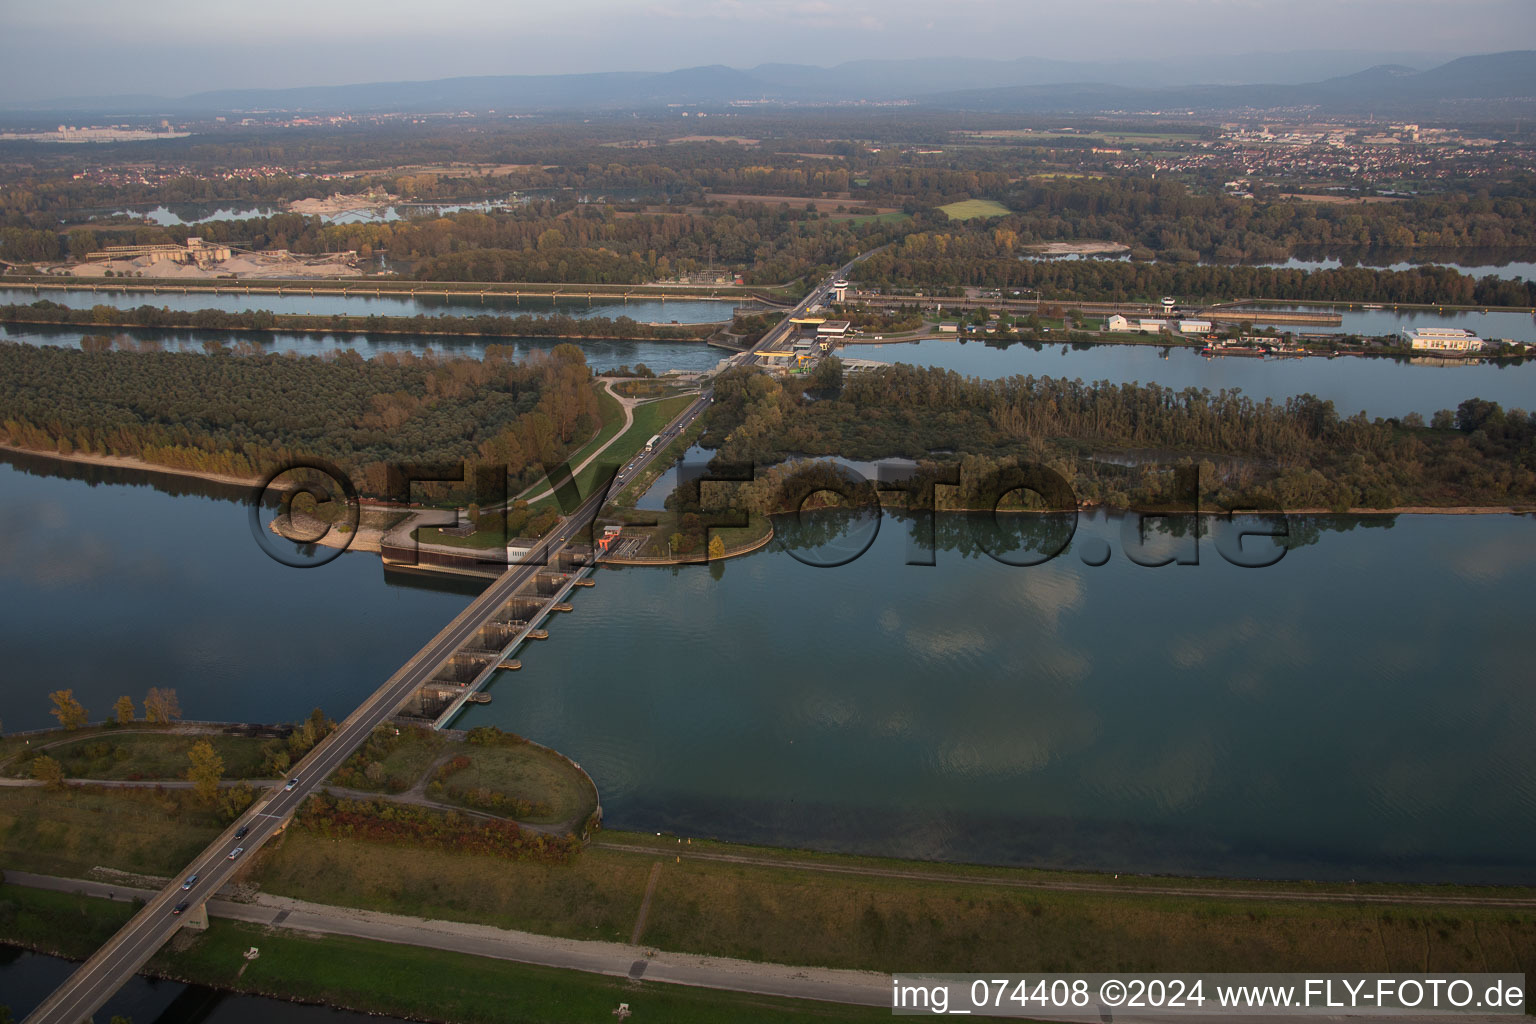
top-left (21, 258), bottom-right (862, 1024)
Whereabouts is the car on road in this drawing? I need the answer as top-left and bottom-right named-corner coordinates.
top-left (227, 847), bottom-right (244, 860)
top-left (172, 901), bottom-right (190, 915)
top-left (284, 778), bottom-right (299, 791)
top-left (181, 875), bottom-right (198, 890)
top-left (234, 825), bottom-right (249, 839)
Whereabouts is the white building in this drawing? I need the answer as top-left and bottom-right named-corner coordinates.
top-left (816, 320), bottom-right (851, 338)
top-left (1178, 320), bottom-right (1212, 334)
top-left (1106, 314), bottom-right (1131, 331)
top-left (1402, 327), bottom-right (1484, 353)
top-left (1139, 318), bottom-right (1169, 332)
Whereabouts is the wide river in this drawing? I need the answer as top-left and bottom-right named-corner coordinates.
top-left (848, 339), bottom-right (1532, 419)
top-left (0, 285), bottom-right (740, 323)
top-left (1, 450), bottom-right (1532, 885)
top-left (0, 947), bottom-right (405, 1023)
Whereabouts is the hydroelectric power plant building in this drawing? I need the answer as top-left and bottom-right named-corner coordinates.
top-left (1402, 327), bottom-right (1485, 353)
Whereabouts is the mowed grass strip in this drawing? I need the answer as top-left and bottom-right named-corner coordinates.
top-left (938, 199), bottom-right (1012, 220)
top-left (513, 381), bottom-right (627, 502)
top-left (0, 785), bottom-right (228, 877)
top-left (531, 393), bottom-right (695, 512)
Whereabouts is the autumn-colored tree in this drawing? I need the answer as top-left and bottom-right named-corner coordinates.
top-left (186, 740), bottom-right (224, 803)
top-left (49, 689), bottom-right (88, 731)
top-left (113, 695), bottom-right (136, 725)
top-left (219, 781), bottom-right (256, 820)
top-left (708, 534), bottom-right (726, 561)
top-left (31, 754), bottom-right (64, 788)
top-left (143, 687), bottom-right (182, 724)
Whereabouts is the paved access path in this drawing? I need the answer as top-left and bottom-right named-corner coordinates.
top-left (7, 871), bottom-right (889, 1010)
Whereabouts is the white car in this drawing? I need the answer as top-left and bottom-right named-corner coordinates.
top-left (285, 778), bottom-right (299, 791)
top-left (228, 847), bottom-right (244, 860)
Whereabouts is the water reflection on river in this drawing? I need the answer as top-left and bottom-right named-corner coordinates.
top-left (1, 452), bottom-right (1533, 883)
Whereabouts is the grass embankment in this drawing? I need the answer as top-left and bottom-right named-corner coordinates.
top-left (610, 410), bottom-right (707, 509)
top-left (529, 393), bottom-right (695, 513)
top-left (0, 786), bottom-right (227, 877)
top-left (0, 885), bottom-right (888, 1024)
top-left (330, 725), bottom-right (449, 793)
top-left (252, 828), bottom-right (1536, 977)
top-left (9, 732), bottom-right (274, 781)
top-left (256, 830), bottom-right (650, 943)
top-left (938, 199), bottom-right (1012, 221)
top-left (513, 382), bottom-right (626, 502)
top-left (434, 740), bottom-right (596, 827)
top-left (4, 783), bottom-right (1531, 986)
top-left (611, 378), bottom-right (693, 400)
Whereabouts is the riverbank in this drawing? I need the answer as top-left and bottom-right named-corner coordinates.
top-left (1, 272), bottom-right (785, 304)
top-left (0, 311), bottom-right (721, 343)
top-left (842, 329), bottom-right (1531, 362)
top-left (4, 443), bottom-right (1533, 523)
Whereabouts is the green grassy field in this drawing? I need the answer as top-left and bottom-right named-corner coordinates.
top-left (0, 785), bottom-right (229, 877)
top-left (331, 725), bottom-right (448, 793)
top-left (0, 885), bottom-right (892, 1024)
top-left (255, 829), bottom-right (648, 942)
top-left (530, 393), bottom-right (695, 512)
top-left (15, 732), bottom-right (273, 781)
top-left (513, 382), bottom-right (626, 502)
top-left (938, 199), bottom-right (1012, 220)
top-left (437, 741), bottom-right (596, 826)
top-left (842, 211), bottom-right (911, 227)
top-left (252, 825), bottom-right (1536, 978)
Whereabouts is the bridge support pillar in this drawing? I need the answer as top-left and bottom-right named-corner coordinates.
top-left (181, 902), bottom-right (210, 932)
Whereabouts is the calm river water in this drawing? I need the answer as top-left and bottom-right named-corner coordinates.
top-left (0, 285), bottom-right (739, 323)
top-left (849, 339), bottom-right (1533, 419)
top-left (2, 452), bottom-right (1532, 884)
top-left (0, 947), bottom-right (400, 1024)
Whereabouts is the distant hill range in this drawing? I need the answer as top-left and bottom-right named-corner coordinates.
top-left (17, 51), bottom-right (1535, 120)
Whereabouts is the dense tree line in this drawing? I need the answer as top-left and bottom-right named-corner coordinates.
top-left (857, 247), bottom-right (1536, 305)
top-left (0, 300), bottom-right (714, 341)
top-left (991, 178), bottom-right (1536, 259)
top-left (0, 341), bottom-right (603, 495)
top-left (695, 365), bottom-right (1536, 511)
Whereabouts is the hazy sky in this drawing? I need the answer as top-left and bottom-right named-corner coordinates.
top-left (1, 0), bottom-right (1533, 101)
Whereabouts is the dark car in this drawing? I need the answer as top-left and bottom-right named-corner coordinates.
top-left (172, 901), bottom-right (190, 915)
top-left (234, 825), bottom-right (249, 839)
